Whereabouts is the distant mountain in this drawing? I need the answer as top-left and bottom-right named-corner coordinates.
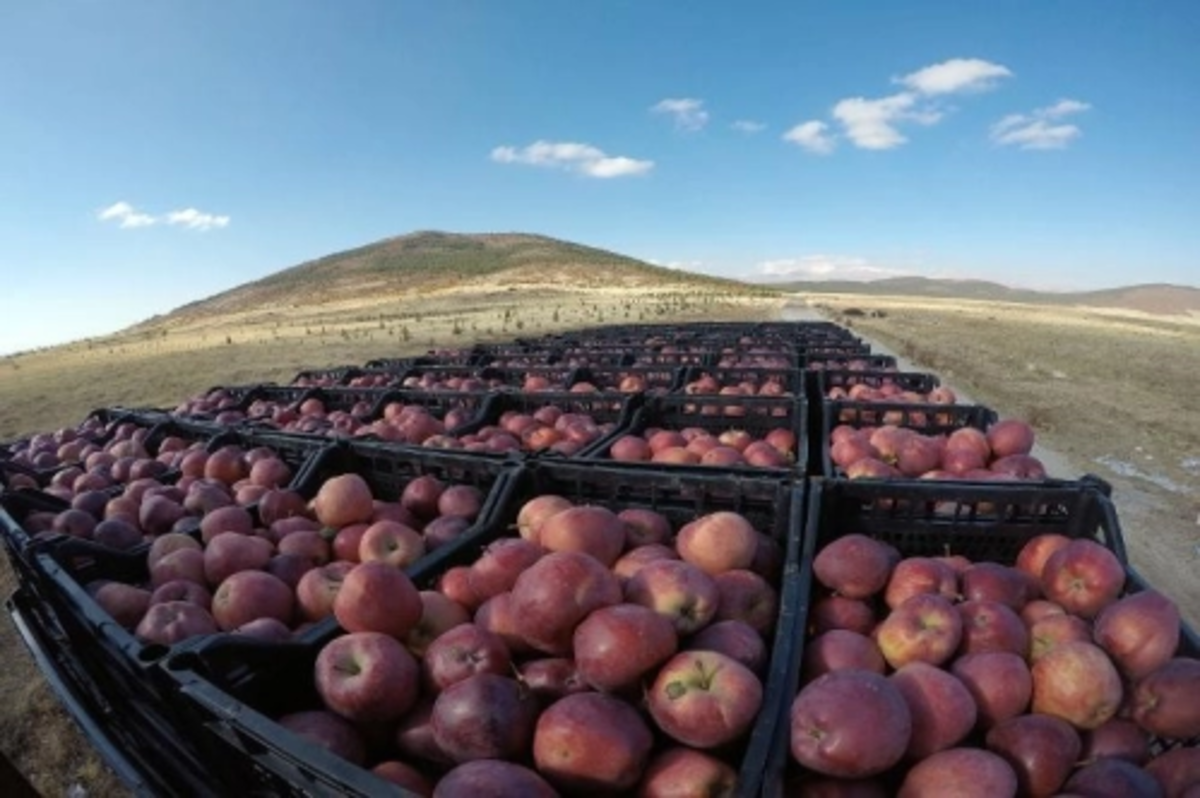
top-left (771, 276), bottom-right (1200, 316)
top-left (165, 231), bottom-right (764, 321)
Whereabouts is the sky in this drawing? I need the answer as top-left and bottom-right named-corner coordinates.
top-left (2, 1), bottom-right (1199, 355)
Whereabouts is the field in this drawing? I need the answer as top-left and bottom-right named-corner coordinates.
top-left (2, 287), bottom-right (1198, 794)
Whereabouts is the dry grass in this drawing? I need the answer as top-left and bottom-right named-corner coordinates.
top-left (809, 294), bottom-right (1200, 625)
top-left (0, 287), bottom-right (782, 793)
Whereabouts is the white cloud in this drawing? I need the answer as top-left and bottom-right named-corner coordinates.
top-left (782, 120), bottom-right (836, 155)
top-left (831, 93), bottom-right (941, 150)
top-left (490, 140), bottom-right (654, 178)
top-left (990, 98), bottom-right (1090, 150)
top-left (96, 201), bottom-right (156, 229)
top-left (165, 208), bottom-right (231, 231)
top-left (896, 58), bottom-right (1013, 96)
top-left (651, 98), bottom-right (709, 131)
top-left (759, 255), bottom-right (904, 281)
top-left (732, 120), bottom-right (766, 134)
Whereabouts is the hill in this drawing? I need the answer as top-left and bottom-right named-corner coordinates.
top-left (163, 231), bottom-right (762, 323)
top-left (772, 276), bottom-right (1200, 316)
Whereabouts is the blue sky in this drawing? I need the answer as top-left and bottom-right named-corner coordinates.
top-left (2, 1), bottom-right (1198, 355)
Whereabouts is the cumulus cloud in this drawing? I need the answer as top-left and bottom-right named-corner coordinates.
top-left (96, 201), bottom-right (157, 229)
top-left (731, 120), bottom-right (766, 134)
top-left (759, 255), bottom-right (904, 281)
top-left (490, 141), bottom-right (654, 178)
top-left (831, 93), bottom-right (941, 150)
top-left (782, 120), bottom-right (836, 155)
top-left (97, 201), bottom-right (231, 230)
top-left (651, 98), bottom-right (709, 131)
top-left (990, 98), bottom-right (1091, 150)
top-left (166, 208), bottom-right (231, 231)
top-left (896, 58), bottom-right (1013, 96)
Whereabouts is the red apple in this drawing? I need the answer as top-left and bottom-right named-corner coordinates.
top-left (278, 710), bottom-right (366, 766)
top-left (803, 630), bottom-right (886, 681)
top-left (676, 512), bottom-right (759, 576)
top-left (637, 747), bottom-right (737, 798)
top-left (211, 571), bottom-right (294, 631)
top-left (891, 662), bottom-right (977, 759)
top-left (950, 651), bottom-right (1033, 730)
top-left (432, 673), bottom-right (538, 763)
top-left (296, 561), bottom-right (354, 622)
top-left (884, 557), bottom-right (959, 610)
top-left (713, 569), bottom-right (778, 636)
top-left (625, 558), bottom-right (720, 635)
top-left (814, 535), bottom-right (894, 600)
top-left (647, 650), bottom-right (762, 749)
top-left (957, 599), bottom-right (1030, 657)
top-left (617, 508), bottom-right (672, 548)
top-left (1040, 539), bottom-right (1125, 619)
top-left (811, 595), bottom-right (876, 636)
top-left (404, 591), bottom-right (470, 657)
top-left (433, 760), bottom-right (556, 797)
top-left (875, 593), bottom-right (964, 669)
top-left (538, 505), bottom-right (626, 567)
top-left (510, 551), bottom-right (622, 656)
top-left (358, 520), bottom-right (425, 569)
top-left (1031, 641), bottom-right (1123, 730)
top-left (533, 692), bottom-right (654, 792)
top-left (1131, 658), bottom-right (1200, 739)
top-left (898, 748), bottom-right (1017, 797)
top-left (985, 713), bottom-right (1081, 798)
top-left (1093, 589), bottom-right (1181, 679)
top-left (573, 603), bottom-right (678, 693)
top-left (516, 495), bottom-right (573, 544)
top-left (333, 561), bottom-right (422, 640)
top-left (422, 623), bottom-right (512, 693)
top-left (315, 631), bottom-right (419, 722)
top-left (685, 620), bottom-right (767, 675)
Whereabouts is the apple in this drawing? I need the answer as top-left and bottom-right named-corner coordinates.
top-left (1063, 757), bottom-right (1163, 798)
top-left (203, 532), bottom-right (273, 587)
top-left (1040, 539), bottom-right (1125, 619)
top-left (433, 760), bottom-right (557, 797)
top-left (617, 508), bottom-right (672, 547)
top-left (405, 591), bottom-right (471, 657)
top-left (510, 551), bottom-right (622, 656)
top-left (613, 544), bottom-right (679, 583)
top-left (315, 631), bottom-right (419, 723)
top-left (1031, 641), bottom-right (1123, 730)
top-left (1080, 718), bottom-right (1150, 766)
top-left (884, 557), bottom-right (959, 610)
top-left (898, 748), bottom-right (1017, 797)
top-left (422, 623), bottom-right (512, 693)
top-left (516, 495), bottom-right (573, 544)
top-left (790, 669), bottom-right (912, 779)
top-left (1029, 613), bottom-right (1093, 661)
top-left (296, 561), bottom-right (354, 622)
top-left (811, 595), bottom-right (876, 636)
top-left (135, 601), bottom-right (219, 645)
top-left (358, 520), bottom-right (425, 569)
top-left (637, 747), bottom-right (737, 798)
top-left (676, 512), bottom-right (759, 576)
top-left (1145, 747), bottom-right (1200, 798)
top-left (331, 523), bottom-right (369, 563)
top-left (573, 603), bottom-right (678, 693)
top-left (1131, 658), bottom-right (1200, 739)
top-left (437, 566), bottom-right (481, 612)
top-left (211, 570), bottom-right (294, 631)
top-left (957, 599), bottom-right (1030, 657)
top-left (432, 673), bottom-right (538, 763)
top-left (949, 651), bottom-right (1032, 730)
top-left (1021, 599), bottom-right (1067, 626)
top-left (533, 692), bottom-right (654, 792)
top-left (311, 473), bottom-right (375, 528)
top-left (1016, 533), bottom-right (1072, 582)
top-left (151, 547), bottom-right (207, 588)
top-left (90, 582), bottom-right (151, 629)
top-left (198, 504), bottom-right (255, 544)
top-left (538, 505), bottom-right (628, 567)
top-left (813, 535), bottom-right (894, 600)
top-left (147, 532), bottom-right (202, 570)
top-left (803, 630), bottom-right (886, 681)
top-left (961, 562), bottom-right (1029, 610)
top-left (987, 418), bottom-right (1035, 458)
top-left (875, 593), bottom-right (964, 669)
top-left (333, 561), bottom-right (422, 640)
top-left (647, 650), bottom-right (762, 749)
top-left (370, 761), bottom-right (432, 795)
top-left (277, 710), bottom-right (366, 766)
top-left (984, 713), bottom-right (1081, 797)
top-left (891, 662), bottom-right (977, 759)
top-left (625, 559), bottom-right (720, 635)
top-left (1093, 589), bottom-right (1181, 679)
top-left (149, 580), bottom-right (212, 611)
top-left (467, 538), bottom-right (545, 602)
top-left (685, 620), bottom-right (767, 675)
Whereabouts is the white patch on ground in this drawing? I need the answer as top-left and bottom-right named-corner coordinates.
top-left (1181, 457), bottom-right (1200, 476)
top-left (1094, 455), bottom-right (1187, 494)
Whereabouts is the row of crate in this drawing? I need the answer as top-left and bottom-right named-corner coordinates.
top-left (2, 431), bottom-right (1195, 796)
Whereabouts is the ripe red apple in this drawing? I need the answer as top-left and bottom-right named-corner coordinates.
top-left (1080, 718), bottom-right (1150, 766)
top-left (957, 599), bottom-right (1030, 657)
top-left (811, 595), bottom-right (876, 636)
top-left (437, 566), bottom-right (481, 612)
top-left (1029, 613), bottom-right (1093, 661)
top-left (1131, 658), bottom-right (1200, 739)
top-left (803, 630), bottom-right (886, 681)
top-left (637, 747), bottom-right (737, 798)
top-left (1093, 589), bottom-right (1181, 679)
top-left (151, 547), bottom-right (207, 589)
top-left (884, 557), bottom-right (959, 610)
top-left (790, 669), bottom-right (912, 779)
top-left (203, 532), bottom-right (274, 587)
top-left (1145, 747), bottom-right (1200, 798)
top-left (211, 571), bottom-right (294, 632)
top-left (813, 534), bottom-right (894, 600)
top-left (613, 544), bottom-right (678, 583)
top-left (370, 761), bottom-right (432, 795)
top-left (510, 551), bottom-right (622, 656)
top-left (617, 508), bottom-right (672, 548)
top-left (422, 623), bottom-right (512, 693)
top-left (135, 601), bottom-right (219, 645)
top-left (400, 474), bottom-right (445, 520)
top-left (625, 558), bottom-right (720, 635)
top-left (685, 620), bottom-right (767, 675)
top-left (676, 511), bottom-right (759, 576)
top-left (713, 569), bottom-right (778, 636)
top-left (1021, 598), bottom-right (1067, 626)
top-left (876, 593), bottom-right (964, 669)
top-left (890, 663), bottom-right (977, 759)
top-left (1063, 757), bottom-right (1163, 798)
top-left (961, 562), bottom-right (1029, 610)
top-left (517, 495), bottom-right (574, 544)
top-left (573, 603), bottom-right (678, 693)
top-left (358, 520), bottom-right (425, 569)
top-left (950, 651), bottom-right (1033, 730)
top-left (277, 710), bottom-right (366, 766)
top-left (898, 747), bottom-right (1017, 797)
top-left (295, 561), bottom-right (354, 622)
top-left (433, 760), bottom-right (557, 797)
top-left (987, 418), bottom-right (1035, 458)
top-left (1040, 539), bottom-right (1125, 619)
top-left (1016, 533), bottom-right (1072, 582)
top-left (466, 538), bottom-right (545, 602)
top-left (149, 579), bottom-right (212, 611)
top-left (90, 582), bottom-right (151, 629)
top-left (1031, 641), bottom-right (1123, 730)
top-left (331, 523), bottom-right (369, 563)
top-left (533, 692), bottom-right (654, 792)
top-left (432, 673), bottom-right (538, 763)
top-left (311, 473), bottom-right (375, 528)
top-left (333, 562), bottom-right (422, 640)
top-left (315, 631), bottom-right (419, 722)
top-left (985, 713), bottom-right (1081, 797)
top-left (610, 435), bottom-right (653, 462)
top-left (538, 505), bottom-right (626, 567)
top-left (647, 650), bottom-right (762, 749)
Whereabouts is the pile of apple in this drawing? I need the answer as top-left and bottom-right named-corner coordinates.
top-left (344, 371), bottom-right (399, 388)
top-left (808, 358), bottom-right (896, 372)
top-left (172, 387), bottom-right (246, 422)
top-left (80, 471), bottom-right (487, 648)
top-left (423, 407), bottom-right (618, 457)
top-left (714, 350), bottom-right (795, 369)
top-left (398, 371), bottom-right (508, 392)
top-left (683, 371), bottom-right (795, 398)
top-left (831, 419), bottom-right (1049, 481)
top-left (827, 380), bottom-right (957, 404)
top-left (786, 532), bottom-right (1200, 796)
top-left (26, 442), bottom-right (299, 551)
top-left (3, 416), bottom-right (124, 475)
top-left (273, 496), bottom-right (784, 794)
top-left (608, 426), bottom-right (797, 469)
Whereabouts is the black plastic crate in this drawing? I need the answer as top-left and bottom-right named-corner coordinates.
top-left (570, 364), bottom-right (688, 393)
top-left (819, 400), bottom-right (999, 478)
top-left (159, 461), bottom-right (803, 797)
top-left (591, 394), bottom-right (807, 475)
top-left (758, 478), bottom-right (1191, 797)
top-left (6, 588), bottom-right (215, 797)
top-left (813, 369), bottom-right (941, 400)
top-left (0, 489), bottom-right (70, 587)
top-left (804, 353), bottom-right (896, 371)
top-left (291, 365), bottom-right (366, 387)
